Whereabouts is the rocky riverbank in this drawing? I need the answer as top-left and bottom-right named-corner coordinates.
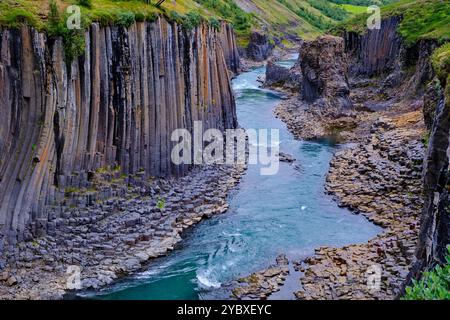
top-left (231, 254), bottom-right (290, 300)
top-left (273, 48), bottom-right (428, 299)
top-left (231, 100), bottom-right (426, 301)
top-left (230, 100), bottom-right (426, 301)
top-left (0, 19), bottom-right (239, 250)
top-left (295, 110), bottom-right (425, 299)
top-left (0, 163), bottom-right (245, 299)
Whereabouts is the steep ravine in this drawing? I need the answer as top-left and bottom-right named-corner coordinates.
top-left (84, 57), bottom-right (380, 301)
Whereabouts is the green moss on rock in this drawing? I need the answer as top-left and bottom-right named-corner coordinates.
top-left (432, 43), bottom-right (450, 85)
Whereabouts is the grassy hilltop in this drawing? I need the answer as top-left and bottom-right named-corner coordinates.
top-left (0, 0), bottom-right (389, 45)
top-left (335, 0), bottom-right (450, 44)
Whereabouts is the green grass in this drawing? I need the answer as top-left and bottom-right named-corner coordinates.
top-left (0, 6), bottom-right (45, 30)
top-left (0, 0), bottom-right (224, 31)
top-left (0, 0), bottom-right (236, 61)
top-left (194, 0), bottom-right (252, 32)
top-left (395, 0), bottom-right (450, 45)
top-left (0, 0), bottom-right (405, 53)
top-left (156, 197), bottom-right (166, 210)
top-left (339, 4), bottom-right (367, 14)
top-left (0, 0), bottom-right (257, 57)
top-left (328, 0), bottom-right (393, 5)
top-left (0, 0), bottom-right (396, 51)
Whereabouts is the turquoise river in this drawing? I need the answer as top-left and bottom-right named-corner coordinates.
top-left (85, 56), bottom-right (381, 300)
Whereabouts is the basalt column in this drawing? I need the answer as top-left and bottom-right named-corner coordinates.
top-left (0, 18), bottom-right (239, 246)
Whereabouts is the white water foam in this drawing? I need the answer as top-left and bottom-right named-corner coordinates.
top-left (196, 270), bottom-right (221, 289)
top-left (222, 231), bottom-right (242, 237)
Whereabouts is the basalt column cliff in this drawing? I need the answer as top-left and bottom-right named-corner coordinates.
top-left (0, 18), bottom-right (239, 248)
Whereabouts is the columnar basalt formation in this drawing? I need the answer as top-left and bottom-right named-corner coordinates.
top-left (218, 21), bottom-right (240, 74)
top-left (0, 18), bottom-right (239, 248)
top-left (344, 16), bottom-right (402, 77)
top-left (243, 31), bottom-right (274, 62)
top-left (408, 72), bottom-right (450, 283)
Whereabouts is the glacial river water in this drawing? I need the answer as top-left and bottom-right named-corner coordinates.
top-left (88, 56), bottom-right (381, 300)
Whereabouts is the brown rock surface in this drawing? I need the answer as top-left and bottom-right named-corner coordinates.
top-left (300, 35), bottom-right (352, 114)
top-left (295, 111), bottom-right (425, 300)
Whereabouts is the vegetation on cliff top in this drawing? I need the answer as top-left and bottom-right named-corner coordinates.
top-left (0, 0), bottom-right (221, 31)
top-left (403, 247), bottom-right (450, 300)
top-left (0, 0), bottom-right (391, 44)
top-left (337, 4), bottom-right (367, 14)
top-left (431, 42), bottom-right (450, 84)
top-left (0, 0), bottom-right (244, 61)
top-left (328, 0), bottom-right (393, 5)
top-left (335, 0), bottom-right (450, 45)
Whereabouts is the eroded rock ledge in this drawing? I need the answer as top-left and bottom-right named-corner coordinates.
top-left (274, 35), bottom-right (355, 141)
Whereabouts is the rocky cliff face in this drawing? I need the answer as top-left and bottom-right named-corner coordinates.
top-left (218, 21), bottom-right (240, 74)
top-left (273, 35), bottom-right (355, 141)
top-left (300, 35), bottom-right (352, 115)
top-left (264, 60), bottom-right (302, 92)
top-left (342, 15), bottom-right (450, 287)
top-left (0, 18), bottom-right (239, 246)
top-left (408, 72), bottom-right (450, 283)
top-left (241, 31), bottom-right (274, 62)
top-left (343, 16), bottom-right (438, 96)
top-left (344, 16), bottom-right (402, 77)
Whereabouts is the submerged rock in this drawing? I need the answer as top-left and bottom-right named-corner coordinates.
top-left (278, 152), bottom-right (296, 164)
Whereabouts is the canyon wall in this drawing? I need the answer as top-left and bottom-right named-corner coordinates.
top-left (218, 21), bottom-right (240, 74)
top-left (408, 73), bottom-right (450, 282)
top-left (0, 18), bottom-right (239, 246)
top-left (240, 31), bottom-right (274, 62)
top-left (343, 16), bottom-right (402, 77)
top-left (412, 87), bottom-right (450, 274)
top-left (343, 16), bottom-right (437, 94)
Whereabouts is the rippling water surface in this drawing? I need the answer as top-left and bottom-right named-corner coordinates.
top-left (88, 57), bottom-right (380, 300)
